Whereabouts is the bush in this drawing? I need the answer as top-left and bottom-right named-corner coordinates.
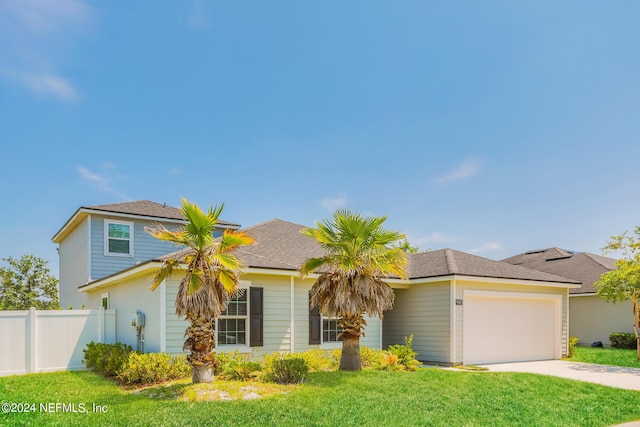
top-left (263, 353), bottom-right (309, 384)
top-left (299, 349), bottom-right (340, 372)
top-left (568, 336), bottom-right (580, 358)
top-left (221, 359), bottom-right (262, 381)
top-left (360, 346), bottom-right (385, 369)
top-left (610, 333), bottom-right (638, 349)
top-left (117, 352), bottom-right (191, 385)
top-left (386, 335), bottom-right (422, 371)
top-left (83, 341), bottom-right (133, 377)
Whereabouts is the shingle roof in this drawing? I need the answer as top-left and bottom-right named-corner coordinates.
top-left (155, 219), bottom-right (578, 284)
top-left (408, 249), bottom-right (578, 283)
top-left (502, 248), bottom-right (617, 293)
top-left (86, 200), bottom-right (238, 227)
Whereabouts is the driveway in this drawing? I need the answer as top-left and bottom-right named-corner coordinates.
top-left (479, 360), bottom-right (640, 391)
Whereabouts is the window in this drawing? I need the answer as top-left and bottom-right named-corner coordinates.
top-left (322, 316), bottom-right (342, 342)
top-left (218, 289), bottom-right (248, 345)
top-left (101, 293), bottom-right (109, 310)
top-left (104, 220), bottom-right (133, 256)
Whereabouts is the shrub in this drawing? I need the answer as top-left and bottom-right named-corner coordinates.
top-left (221, 359), bottom-right (262, 381)
top-left (299, 349), bottom-right (339, 372)
top-left (215, 350), bottom-right (250, 375)
top-left (360, 346), bottom-right (385, 369)
top-left (386, 335), bottom-right (421, 371)
top-left (568, 336), bottom-right (580, 357)
top-left (263, 353), bottom-right (309, 384)
top-left (83, 341), bottom-right (133, 377)
top-left (117, 352), bottom-right (191, 385)
top-left (610, 333), bottom-right (638, 349)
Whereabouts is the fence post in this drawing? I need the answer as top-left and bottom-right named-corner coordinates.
top-left (98, 307), bottom-right (105, 344)
top-left (28, 307), bottom-right (36, 374)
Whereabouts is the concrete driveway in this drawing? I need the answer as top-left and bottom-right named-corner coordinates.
top-left (479, 360), bottom-right (640, 391)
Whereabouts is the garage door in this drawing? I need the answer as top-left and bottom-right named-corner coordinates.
top-left (463, 292), bottom-right (560, 365)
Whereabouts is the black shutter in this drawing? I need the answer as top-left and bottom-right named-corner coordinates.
top-left (309, 292), bottom-right (321, 345)
top-left (249, 287), bottom-right (263, 347)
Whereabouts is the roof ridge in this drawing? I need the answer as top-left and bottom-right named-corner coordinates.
top-left (581, 252), bottom-right (616, 270)
top-left (241, 218), bottom-right (307, 232)
top-left (443, 249), bottom-right (459, 274)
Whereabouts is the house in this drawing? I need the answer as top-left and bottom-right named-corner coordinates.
top-left (53, 202), bottom-right (580, 365)
top-left (52, 200), bottom-right (239, 310)
top-left (503, 248), bottom-right (633, 346)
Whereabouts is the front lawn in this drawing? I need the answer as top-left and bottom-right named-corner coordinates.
top-left (571, 346), bottom-right (640, 368)
top-left (1, 368), bottom-right (640, 426)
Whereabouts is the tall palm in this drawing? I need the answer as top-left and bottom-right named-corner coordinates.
top-left (300, 209), bottom-right (408, 371)
top-left (146, 198), bottom-right (254, 383)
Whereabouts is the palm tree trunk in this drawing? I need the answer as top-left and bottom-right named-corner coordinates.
top-left (339, 314), bottom-right (364, 371)
top-left (184, 313), bottom-right (216, 383)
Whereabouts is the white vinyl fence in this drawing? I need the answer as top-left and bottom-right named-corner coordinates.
top-left (0, 308), bottom-right (116, 376)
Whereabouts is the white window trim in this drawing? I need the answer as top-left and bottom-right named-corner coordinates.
top-left (320, 315), bottom-right (342, 348)
top-left (104, 219), bottom-right (134, 257)
top-left (217, 281), bottom-right (251, 348)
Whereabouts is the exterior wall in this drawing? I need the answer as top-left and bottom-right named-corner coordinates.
top-left (455, 280), bottom-right (569, 364)
top-left (58, 217), bottom-right (90, 309)
top-left (90, 216), bottom-right (182, 281)
top-left (570, 296), bottom-right (634, 346)
top-left (164, 273), bottom-right (383, 357)
top-left (86, 274), bottom-right (161, 352)
top-left (383, 282), bottom-right (451, 363)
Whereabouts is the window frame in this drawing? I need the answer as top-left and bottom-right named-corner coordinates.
top-left (320, 314), bottom-right (343, 349)
top-left (216, 281), bottom-right (251, 350)
top-left (104, 220), bottom-right (134, 257)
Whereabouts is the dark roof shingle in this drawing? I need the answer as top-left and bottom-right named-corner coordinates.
top-left (502, 248), bottom-right (617, 293)
top-left (86, 200), bottom-right (238, 227)
top-left (156, 219), bottom-right (578, 284)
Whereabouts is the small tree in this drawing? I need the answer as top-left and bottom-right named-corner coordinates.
top-left (0, 255), bottom-right (59, 310)
top-left (300, 210), bottom-right (407, 371)
top-left (594, 226), bottom-right (640, 360)
top-left (146, 199), bottom-right (254, 383)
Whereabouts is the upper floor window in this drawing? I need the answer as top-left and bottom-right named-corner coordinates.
top-left (104, 220), bottom-right (134, 257)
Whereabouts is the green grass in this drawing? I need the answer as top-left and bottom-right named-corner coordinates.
top-left (1, 369), bottom-right (639, 426)
top-left (571, 346), bottom-right (640, 368)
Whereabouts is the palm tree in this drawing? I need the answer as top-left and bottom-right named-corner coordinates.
top-left (300, 209), bottom-right (408, 371)
top-left (146, 198), bottom-right (254, 383)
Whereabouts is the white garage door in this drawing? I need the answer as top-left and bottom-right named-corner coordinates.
top-left (463, 292), bottom-right (560, 365)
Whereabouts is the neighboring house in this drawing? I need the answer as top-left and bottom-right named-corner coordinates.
top-left (503, 248), bottom-right (633, 346)
top-left (52, 200), bottom-right (239, 310)
top-left (54, 203), bottom-right (580, 365)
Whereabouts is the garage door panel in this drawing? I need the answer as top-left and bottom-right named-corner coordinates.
top-left (464, 294), bottom-right (558, 365)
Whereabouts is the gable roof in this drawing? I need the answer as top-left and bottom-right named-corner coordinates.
top-left (408, 249), bottom-right (579, 283)
top-left (502, 248), bottom-right (617, 293)
top-left (82, 218), bottom-right (581, 291)
top-left (52, 200), bottom-right (239, 243)
top-left (157, 219), bottom-right (578, 284)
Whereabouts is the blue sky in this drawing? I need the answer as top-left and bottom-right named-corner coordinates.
top-left (1, 1), bottom-right (639, 278)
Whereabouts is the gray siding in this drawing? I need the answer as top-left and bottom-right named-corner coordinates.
top-left (383, 282), bottom-right (451, 363)
top-left (58, 218), bottom-right (90, 309)
top-left (90, 216), bottom-right (181, 280)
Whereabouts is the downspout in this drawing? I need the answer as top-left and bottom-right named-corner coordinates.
top-left (87, 214), bottom-right (92, 282)
top-left (451, 277), bottom-right (457, 364)
top-left (290, 275), bottom-right (295, 353)
top-left (160, 279), bottom-right (166, 352)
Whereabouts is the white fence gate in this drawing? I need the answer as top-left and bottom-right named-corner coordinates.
top-left (0, 308), bottom-right (116, 376)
